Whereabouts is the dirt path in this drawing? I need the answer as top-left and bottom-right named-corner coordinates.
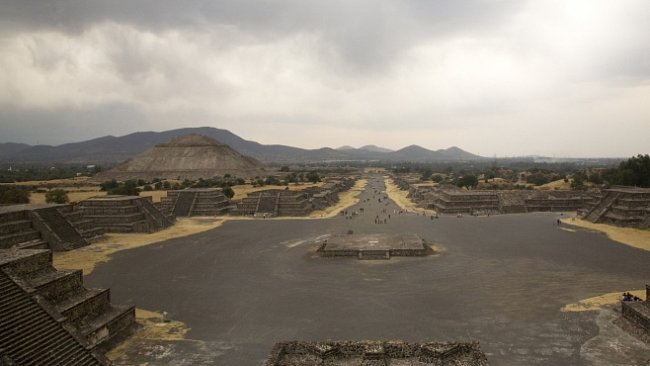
top-left (53, 218), bottom-right (226, 275)
top-left (384, 176), bottom-right (436, 216)
top-left (562, 218), bottom-right (650, 252)
top-left (309, 179), bottom-right (367, 218)
top-left (561, 290), bottom-right (646, 312)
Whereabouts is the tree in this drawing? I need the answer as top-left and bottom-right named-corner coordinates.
top-left (571, 172), bottom-right (586, 191)
top-left (45, 189), bottom-right (69, 204)
top-left (0, 185), bottom-right (30, 204)
top-left (456, 175), bottom-right (478, 189)
top-left (222, 186), bottom-right (235, 199)
top-left (420, 168), bottom-right (433, 181)
top-left (279, 166), bottom-right (290, 172)
top-left (617, 154), bottom-right (650, 187)
top-left (306, 171), bottom-right (321, 183)
top-left (100, 179), bottom-right (119, 192)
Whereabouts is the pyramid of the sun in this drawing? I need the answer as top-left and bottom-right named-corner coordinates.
top-left (93, 134), bottom-right (267, 181)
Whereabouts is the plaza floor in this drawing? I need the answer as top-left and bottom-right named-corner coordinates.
top-left (87, 176), bottom-right (650, 365)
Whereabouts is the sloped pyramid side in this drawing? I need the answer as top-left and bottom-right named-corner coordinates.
top-left (93, 134), bottom-right (268, 181)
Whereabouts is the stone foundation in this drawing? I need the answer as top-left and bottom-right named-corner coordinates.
top-left (621, 284), bottom-right (650, 337)
top-left (394, 177), bottom-right (593, 215)
top-left (233, 179), bottom-right (356, 217)
top-left (265, 341), bottom-right (489, 365)
top-left (317, 234), bottom-right (432, 260)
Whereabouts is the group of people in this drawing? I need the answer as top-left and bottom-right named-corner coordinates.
top-left (622, 292), bottom-right (644, 302)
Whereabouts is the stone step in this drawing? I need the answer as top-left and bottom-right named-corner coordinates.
top-left (83, 213), bottom-right (146, 224)
top-left (81, 305), bottom-right (136, 349)
top-left (0, 219), bottom-right (32, 235)
top-left (80, 205), bottom-right (142, 215)
top-left (57, 288), bottom-right (111, 327)
top-left (0, 210), bottom-right (29, 223)
top-left (0, 230), bottom-right (41, 249)
top-left (0, 249), bottom-right (52, 275)
top-left (25, 268), bottom-right (84, 302)
top-left (0, 272), bottom-right (103, 366)
top-left (17, 239), bottom-right (50, 250)
top-left (80, 227), bottom-right (105, 240)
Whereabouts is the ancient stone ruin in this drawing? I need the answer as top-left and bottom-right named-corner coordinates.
top-left (621, 285), bottom-right (650, 339)
top-left (78, 195), bottom-right (174, 233)
top-left (394, 176), bottom-right (593, 215)
top-left (92, 133), bottom-right (268, 182)
top-left (581, 187), bottom-right (650, 228)
top-left (0, 248), bottom-right (136, 365)
top-left (318, 234), bottom-right (432, 260)
top-left (0, 204), bottom-right (103, 252)
top-left (233, 178), bottom-right (355, 217)
top-left (159, 188), bottom-right (231, 217)
top-left (265, 340), bottom-right (489, 365)
top-left (234, 189), bottom-right (312, 217)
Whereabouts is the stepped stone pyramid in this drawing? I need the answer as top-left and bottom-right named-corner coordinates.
top-left (159, 188), bottom-right (231, 217)
top-left (580, 186), bottom-right (650, 228)
top-left (0, 248), bottom-right (136, 365)
top-left (0, 204), bottom-right (103, 252)
top-left (78, 196), bottom-right (174, 233)
top-left (92, 134), bottom-right (267, 181)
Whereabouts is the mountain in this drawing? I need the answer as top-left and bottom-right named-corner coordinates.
top-left (0, 127), bottom-right (481, 164)
top-left (385, 145), bottom-right (480, 162)
top-left (336, 145), bottom-right (356, 151)
top-left (0, 143), bottom-right (31, 157)
top-left (359, 145), bottom-right (393, 153)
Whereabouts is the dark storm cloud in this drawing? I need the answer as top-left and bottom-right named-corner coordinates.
top-left (1, 0), bottom-right (649, 156)
top-left (1, 0), bottom-right (524, 70)
top-left (0, 102), bottom-right (146, 145)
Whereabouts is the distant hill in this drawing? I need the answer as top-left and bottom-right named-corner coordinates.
top-left (359, 145), bottom-right (393, 153)
top-left (386, 145), bottom-right (480, 162)
top-left (0, 143), bottom-right (31, 157)
top-left (336, 145), bottom-right (356, 151)
top-left (0, 126), bottom-right (481, 164)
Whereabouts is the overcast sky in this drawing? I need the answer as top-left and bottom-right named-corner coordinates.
top-left (1, 0), bottom-right (649, 157)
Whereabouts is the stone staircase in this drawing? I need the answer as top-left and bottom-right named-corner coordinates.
top-left (1, 248), bottom-right (136, 354)
top-left (0, 269), bottom-right (106, 366)
top-left (584, 191), bottom-right (620, 222)
top-left (33, 207), bottom-right (87, 250)
top-left (0, 210), bottom-right (50, 250)
top-left (255, 194), bottom-right (279, 217)
top-left (59, 205), bottom-right (105, 242)
top-left (172, 191), bottom-right (196, 216)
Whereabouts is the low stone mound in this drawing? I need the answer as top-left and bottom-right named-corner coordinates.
top-left (317, 233), bottom-right (432, 260)
top-left (265, 341), bottom-right (489, 365)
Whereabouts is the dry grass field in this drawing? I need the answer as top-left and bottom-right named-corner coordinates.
top-left (562, 218), bottom-right (650, 252)
top-left (384, 176), bottom-right (436, 215)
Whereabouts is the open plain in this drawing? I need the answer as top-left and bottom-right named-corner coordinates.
top-left (85, 176), bottom-right (650, 365)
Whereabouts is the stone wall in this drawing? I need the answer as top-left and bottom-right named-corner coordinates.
top-left (622, 284), bottom-right (650, 335)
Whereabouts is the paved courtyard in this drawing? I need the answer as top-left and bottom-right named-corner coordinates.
top-left (87, 176), bottom-right (650, 365)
